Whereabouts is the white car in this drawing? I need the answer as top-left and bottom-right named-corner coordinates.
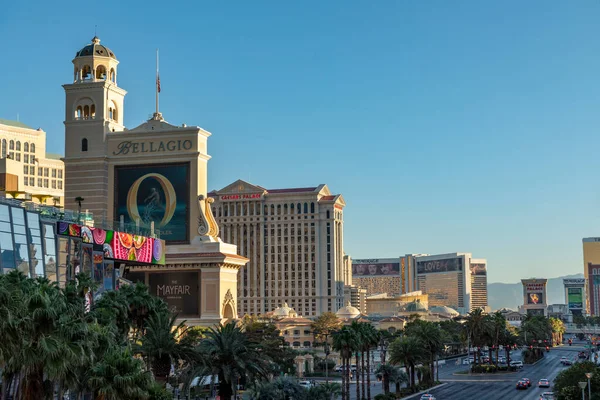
top-left (420, 394), bottom-right (436, 400)
top-left (538, 379), bottom-right (550, 388)
top-left (510, 360), bottom-right (523, 368)
top-left (298, 381), bottom-right (314, 389)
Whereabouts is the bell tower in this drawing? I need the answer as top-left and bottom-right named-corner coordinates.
top-left (63, 37), bottom-right (127, 221)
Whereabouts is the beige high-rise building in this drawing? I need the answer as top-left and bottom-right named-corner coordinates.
top-left (209, 180), bottom-right (347, 317)
top-left (0, 119), bottom-right (64, 205)
top-left (413, 252), bottom-right (488, 314)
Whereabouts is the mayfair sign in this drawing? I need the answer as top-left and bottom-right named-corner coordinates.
top-left (112, 140), bottom-right (193, 155)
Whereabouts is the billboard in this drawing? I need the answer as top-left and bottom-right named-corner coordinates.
top-left (114, 163), bottom-right (190, 243)
top-left (527, 292), bottom-right (543, 304)
top-left (568, 287), bottom-right (583, 309)
top-left (56, 222), bottom-right (165, 265)
top-left (148, 272), bottom-right (199, 316)
top-left (470, 263), bottom-right (487, 275)
top-left (353, 262), bottom-right (400, 277)
top-left (416, 257), bottom-right (462, 274)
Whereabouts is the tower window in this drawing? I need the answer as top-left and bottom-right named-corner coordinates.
top-left (96, 65), bottom-right (107, 80)
top-left (109, 68), bottom-right (116, 83)
top-left (1, 139), bottom-right (6, 158)
top-left (75, 106), bottom-right (82, 119)
top-left (30, 143), bottom-right (35, 153)
top-left (24, 142), bottom-right (29, 152)
top-left (90, 104), bottom-right (96, 119)
top-left (15, 141), bottom-right (20, 152)
top-left (83, 105), bottom-right (90, 119)
top-left (82, 65), bottom-right (91, 80)
top-left (9, 140), bottom-right (14, 150)
top-left (81, 138), bottom-right (88, 152)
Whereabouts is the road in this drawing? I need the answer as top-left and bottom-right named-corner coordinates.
top-left (419, 344), bottom-right (589, 400)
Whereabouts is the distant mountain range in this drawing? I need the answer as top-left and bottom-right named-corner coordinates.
top-left (487, 273), bottom-right (584, 311)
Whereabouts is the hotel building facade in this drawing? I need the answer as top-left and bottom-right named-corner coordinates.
top-left (412, 252), bottom-right (488, 314)
top-left (582, 238), bottom-right (600, 316)
top-left (0, 119), bottom-right (64, 206)
top-left (209, 180), bottom-right (347, 317)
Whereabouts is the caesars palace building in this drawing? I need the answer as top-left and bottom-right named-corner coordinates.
top-left (60, 37), bottom-right (348, 320)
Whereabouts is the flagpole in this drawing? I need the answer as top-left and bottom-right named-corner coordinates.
top-left (156, 48), bottom-right (159, 116)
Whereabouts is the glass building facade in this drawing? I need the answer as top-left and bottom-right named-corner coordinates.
top-left (0, 200), bottom-right (117, 292)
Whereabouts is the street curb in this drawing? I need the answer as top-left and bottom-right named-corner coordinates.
top-left (400, 383), bottom-right (448, 399)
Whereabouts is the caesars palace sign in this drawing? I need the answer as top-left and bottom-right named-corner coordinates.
top-left (112, 140), bottom-right (193, 155)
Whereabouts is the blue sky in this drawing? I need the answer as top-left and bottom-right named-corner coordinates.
top-left (1, 1), bottom-right (599, 283)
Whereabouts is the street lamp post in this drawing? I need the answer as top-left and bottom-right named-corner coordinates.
top-left (585, 372), bottom-right (593, 399)
top-left (578, 381), bottom-right (587, 400)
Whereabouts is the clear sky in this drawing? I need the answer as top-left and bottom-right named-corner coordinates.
top-left (1, 1), bottom-right (599, 283)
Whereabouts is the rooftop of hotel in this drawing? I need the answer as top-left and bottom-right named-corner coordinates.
top-left (0, 118), bottom-right (38, 130)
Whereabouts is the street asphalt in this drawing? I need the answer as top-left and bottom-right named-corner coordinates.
top-left (341, 342), bottom-right (599, 400)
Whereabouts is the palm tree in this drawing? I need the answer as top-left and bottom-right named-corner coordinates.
top-left (411, 321), bottom-right (443, 385)
top-left (363, 325), bottom-right (379, 400)
top-left (308, 382), bottom-right (342, 400)
top-left (88, 347), bottom-right (153, 400)
top-left (549, 317), bottom-right (565, 345)
top-left (490, 312), bottom-right (506, 365)
top-left (136, 310), bottom-right (198, 383)
top-left (375, 364), bottom-right (395, 394)
top-left (194, 322), bottom-right (270, 400)
top-left (332, 326), bottom-right (357, 400)
top-left (349, 321), bottom-right (365, 400)
top-left (249, 377), bottom-right (310, 400)
top-left (388, 336), bottom-right (423, 392)
top-left (465, 308), bottom-right (488, 365)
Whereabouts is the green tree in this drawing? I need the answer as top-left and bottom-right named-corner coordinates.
top-left (88, 347), bottom-right (153, 400)
top-left (308, 382), bottom-right (342, 400)
top-left (242, 317), bottom-right (297, 376)
top-left (375, 364), bottom-right (407, 395)
top-left (388, 335), bottom-right (424, 392)
top-left (361, 323), bottom-right (379, 400)
top-left (549, 317), bottom-right (566, 345)
top-left (311, 312), bottom-right (342, 341)
top-left (249, 377), bottom-right (308, 400)
top-left (194, 322), bottom-right (270, 400)
top-left (404, 320), bottom-right (443, 384)
top-left (553, 361), bottom-right (600, 400)
top-left (136, 311), bottom-right (198, 383)
top-left (464, 308), bottom-right (490, 365)
top-left (332, 326), bottom-right (358, 400)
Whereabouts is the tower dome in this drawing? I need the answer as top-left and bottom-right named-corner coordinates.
top-left (336, 301), bottom-right (361, 319)
top-left (75, 36), bottom-right (116, 59)
top-left (72, 37), bottom-right (120, 85)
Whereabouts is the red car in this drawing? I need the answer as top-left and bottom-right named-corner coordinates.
top-left (521, 378), bottom-right (531, 387)
top-left (516, 380), bottom-right (528, 390)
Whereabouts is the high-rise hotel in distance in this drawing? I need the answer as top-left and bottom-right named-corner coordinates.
top-left (209, 180), bottom-right (347, 317)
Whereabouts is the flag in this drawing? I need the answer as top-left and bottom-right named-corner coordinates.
top-left (157, 74), bottom-right (161, 93)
